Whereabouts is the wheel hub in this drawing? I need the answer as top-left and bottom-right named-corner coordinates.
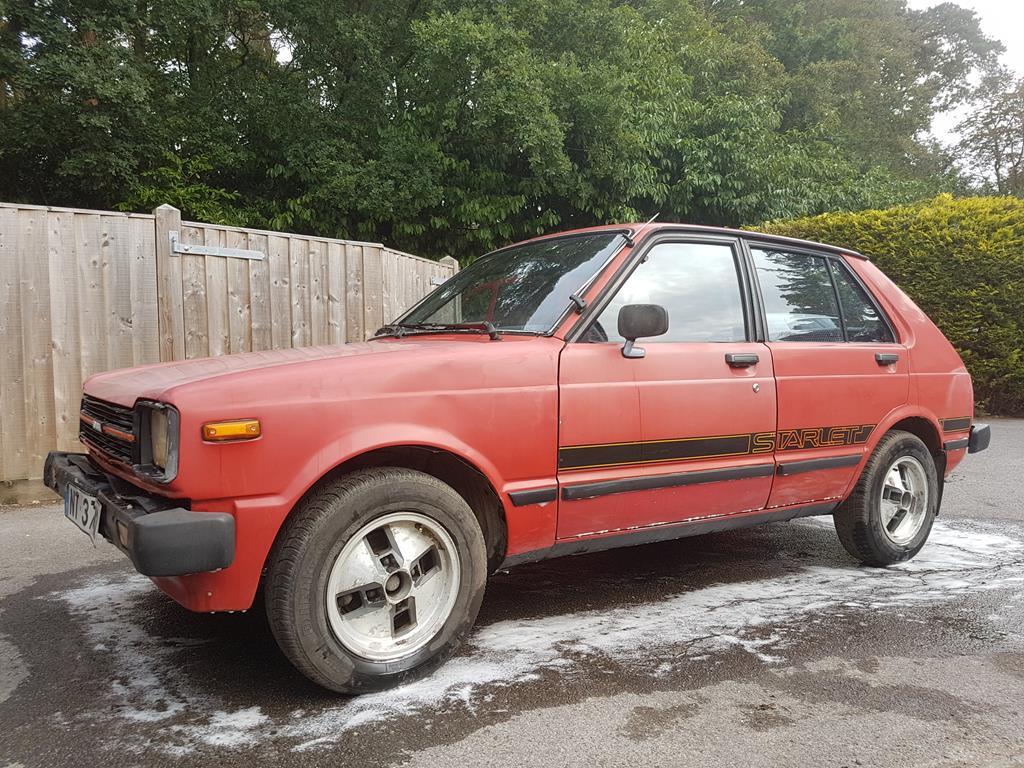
top-left (879, 455), bottom-right (929, 546)
top-left (324, 512), bottom-right (460, 662)
top-left (385, 570), bottom-right (412, 601)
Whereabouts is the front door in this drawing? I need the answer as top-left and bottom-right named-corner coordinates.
top-left (556, 237), bottom-right (777, 540)
top-left (747, 244), bottom-right (910, 509)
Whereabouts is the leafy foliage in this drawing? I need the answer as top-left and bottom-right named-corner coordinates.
top-left (0, 0), bottom-right (1000, 260)
top-left (956, 69), bottom-right (1024, 196)
top-left (760, 195), bottom-right (1024, 415)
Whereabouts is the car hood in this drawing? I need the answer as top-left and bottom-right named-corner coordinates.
top-left (82, 337), bottom-right (536, 407)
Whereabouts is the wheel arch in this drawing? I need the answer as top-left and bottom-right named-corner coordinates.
top-left (851, 409), bottom-right (946, 508)
top-left (870, 408), bottom-right (943, 458)
top-left (273, 443), bottom-right (509, 574)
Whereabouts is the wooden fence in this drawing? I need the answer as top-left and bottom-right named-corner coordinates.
top-left (0, 202), bottom-right (456, 484)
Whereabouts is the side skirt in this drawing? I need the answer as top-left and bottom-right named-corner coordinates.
top-left (499, 501), bottom-right (838, 569)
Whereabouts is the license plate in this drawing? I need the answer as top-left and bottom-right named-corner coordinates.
top-left (64, 485), bottom-right (101, 543)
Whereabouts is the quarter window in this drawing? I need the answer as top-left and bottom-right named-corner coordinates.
top-left (588, 242), bottom-right (747, 343)
top-left (829, 260), bottom-right (895, 343)
top-left (752, 249), bottom-right (843, 343)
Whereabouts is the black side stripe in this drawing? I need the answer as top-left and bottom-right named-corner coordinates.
top-left (941, 417), bottom-right (971, 433)
top-left (508, 487), bottom-right (558, 506)
top-left (776, 453), bottom-right (862, 476)
top-left (943, 437), bottom-right (969, 451)
top-left (561, 463), bottom-right (775, 501)
top-left (559, 434), bottom-right (754, 471)
top-left (559, 424), bottom-right (874, 472)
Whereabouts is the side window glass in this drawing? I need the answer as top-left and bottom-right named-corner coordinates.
top-left (752, 248), bottom-right (843, 343)
top-left (829, 260), bottom-right (895, 343)
top-left (588, 242), bottom-right (746, 343)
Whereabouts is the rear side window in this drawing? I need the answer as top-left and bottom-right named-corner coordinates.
top-left (829, 260), bottom-right (895, 343)
top-left (752, 249), bottom-right (843, 342)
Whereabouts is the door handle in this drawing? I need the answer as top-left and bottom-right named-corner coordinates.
top-left (875, 352), bottom-right (899, 366)
top-left (725, 353), bottom-right (759, 368)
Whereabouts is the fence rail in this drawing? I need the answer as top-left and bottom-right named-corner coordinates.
top-left (0, 202), bottom-right (456, 483)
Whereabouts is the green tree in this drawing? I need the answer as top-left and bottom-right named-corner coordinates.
top-left (956, 69), bottom-right (1024, 196)
top-left (708, 0), bottom-right (999, 174)
top-left (0, 0), bottom-right (1004, 260)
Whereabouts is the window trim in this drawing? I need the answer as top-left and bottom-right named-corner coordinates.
top-left (742, 240), bottom-right (899, 345)
top-left (566, 232), bottom-right (754, 344)
top-left (825, 260), bottom-right (849, 341)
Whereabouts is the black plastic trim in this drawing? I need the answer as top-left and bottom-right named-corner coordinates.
top-left (499, 501), bottom-right (839, 568)
top-left (968, 423), bottom-right (990, 454)
top-left (826, 258), bottom-right (850, 341)
top-left (941, 417), bottom-right (972, 433)
top-left (776, 453), bottom-right (862, 476)
top-left (508, 487), bottom-right (558, 506)
top-left (737, 238), bottom-right (767, 342)
top-left (943, 438), bottom-right (969, 451)
top-left (43, 451), bottom-right (233, 577)
top-left (725, 352), bottom-right (759, 368)
top-left (561, 463), bottom-right (775, 501)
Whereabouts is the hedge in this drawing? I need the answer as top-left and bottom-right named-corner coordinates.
top-left (758, 194), bottom-right (1024, 416)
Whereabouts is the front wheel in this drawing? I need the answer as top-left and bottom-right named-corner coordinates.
top-left (265, 468), bottom-right (488, 693)
top-left (834, 430), bottom-right (939, 566)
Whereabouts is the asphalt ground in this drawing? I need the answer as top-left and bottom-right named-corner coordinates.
top-left (1, 419), bottom-right (1022, 767)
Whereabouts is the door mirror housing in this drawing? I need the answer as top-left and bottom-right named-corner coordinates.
top-left (617, 304), bottom-right (669, 358)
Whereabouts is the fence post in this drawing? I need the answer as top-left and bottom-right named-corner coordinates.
top-left (439, 255), bottom-right (459, 276)
top-left (438, 256), bottom-right (460, 323)
top-left (153, 204), bottom-right (183, 362)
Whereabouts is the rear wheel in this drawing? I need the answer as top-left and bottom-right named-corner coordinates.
top-left (265, 468), bottom-right (487, 693)
top-left (834, 430), bottom-right (938, 566)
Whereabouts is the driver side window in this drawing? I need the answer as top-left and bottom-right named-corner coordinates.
top-left (587, 242), bottom-right (747, 343)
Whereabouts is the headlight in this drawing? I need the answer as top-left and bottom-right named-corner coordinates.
top-left (150, 408), bottom-right (169, 469)
top-left (137, 401), bottom-right (179, 482)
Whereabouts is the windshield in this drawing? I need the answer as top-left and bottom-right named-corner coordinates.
top-left (399, 233), bottom-right (624, 333)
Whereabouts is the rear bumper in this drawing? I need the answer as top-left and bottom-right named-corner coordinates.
top-left (968, 423), bottom-right (991, 454)
top-left (942, 423), bottom-right (990, 455)
top-left (43, 452), bottom-right (235, 577)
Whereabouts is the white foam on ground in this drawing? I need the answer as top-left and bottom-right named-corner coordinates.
top-left (51, 520), bottom-right (1024, 753)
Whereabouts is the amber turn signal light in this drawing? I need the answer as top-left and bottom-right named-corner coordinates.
top-left (202, 419), bottom-right (261, 441)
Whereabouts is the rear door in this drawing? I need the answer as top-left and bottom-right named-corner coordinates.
top-left (556, 236), bottom-right (776, 539)
top-left (747, 243), bottom-right (909, 509)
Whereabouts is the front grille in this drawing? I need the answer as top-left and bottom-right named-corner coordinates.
top-left (82, 395), bottom-right (134, 431)
top-left (80, 395), bottom-right (136, 464)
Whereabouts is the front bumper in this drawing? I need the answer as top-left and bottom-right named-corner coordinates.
top-left (43, 452), bottom-right (235, 577)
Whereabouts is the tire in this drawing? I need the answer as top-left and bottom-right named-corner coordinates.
top-left (833, 430), bottom-right (939, 566)
top-left (265, 468), bottom-right (488, 693)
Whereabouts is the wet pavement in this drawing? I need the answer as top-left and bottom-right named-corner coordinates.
top-left (1, 420), bottom-right (1022, 767)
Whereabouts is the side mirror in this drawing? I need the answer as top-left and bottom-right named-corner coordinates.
top-left (617, 304), bottom-right (669, 359)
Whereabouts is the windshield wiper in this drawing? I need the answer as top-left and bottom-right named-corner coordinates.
top-left (373, 321), bottom-right (503, 340)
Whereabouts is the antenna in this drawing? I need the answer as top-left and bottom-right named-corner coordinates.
top-left (644, 212), bottom-right (660, 226)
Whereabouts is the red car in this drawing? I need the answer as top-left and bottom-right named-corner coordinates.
top-left (45, 223), bottom-right (990, 693)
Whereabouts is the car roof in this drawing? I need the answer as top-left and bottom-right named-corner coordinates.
top-left (514, 222), bottom-right (868, 260)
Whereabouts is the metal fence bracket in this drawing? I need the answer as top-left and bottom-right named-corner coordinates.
top-left (169, 231), bottom-right (265, 260)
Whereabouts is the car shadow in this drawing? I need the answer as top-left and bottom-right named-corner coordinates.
top-left (0, 516), bottom-right (858, 761)
top-left (133, 518), bottom-right (850, 699)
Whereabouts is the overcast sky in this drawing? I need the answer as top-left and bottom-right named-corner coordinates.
top-left (907, 0), bottom-right (1024, 144)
